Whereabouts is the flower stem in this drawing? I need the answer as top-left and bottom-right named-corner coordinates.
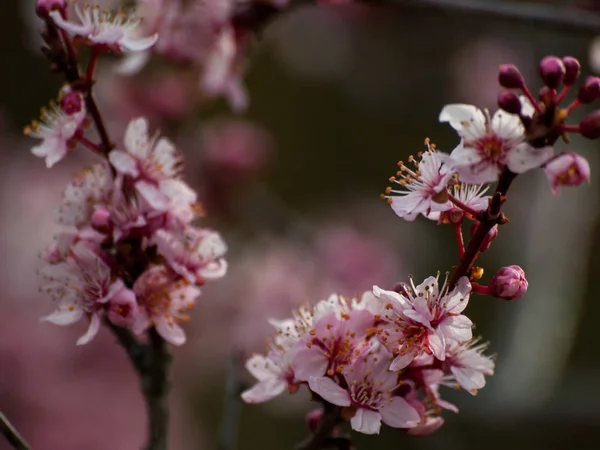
top-left (0, 412), bottom-right (29, 450)
top-left (447, 191), bottom-right (484, 219)
top-left (453, 222), bottom-right (465, 258)
top-left (294, 405), bottom-right (341, 450)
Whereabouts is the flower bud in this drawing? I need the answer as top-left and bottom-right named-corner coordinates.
top-left (580, 110), bottom-right (600, 139)
top-left (544, 152), bottom-right (590, 195)
top-left (538, 56), bottom-right (565, 89)
top-left (562, 56), bottom-right (581, 86)
top-left (36, 0), bottom-right (65, 17)
top-left (305, 409), bottom-right (323, 433)
top-left (470, 222), bottom-right (498, 252)
top-left (498, 64), bottom-right (525, 89)
top-left (60, 91), bottom-right (84, 115)
top-left (577, 76), bottom-right (600, 104)
top-left (497, 91), bottom-right (521, 114)
top-left (91, 208), bottom-right (111, 230)
top-left (489, 265), bottom-right (528, 300)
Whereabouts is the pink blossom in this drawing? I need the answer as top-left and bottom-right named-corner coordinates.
top-left (39, 244), bottom-right (135, 345)
top-left (373, 275), bottom-right (473, 370)
top-left (49, 5), bottom-right (158, 53)
top-left (406, 416), bottom-right (445, 436)
top-left (132, 266), bottom-right (200, 345)
top-left (109, 117), bottom-right (183, 210)
top-left (440, 103), bottom-right (553, 183)
top-left (426, 183), bottom-right (491, 223)
top-left (489, 265), bottom-right (528, 300)
top-left (241, 348), bottom-right (298, 403)
top-left (383, 149), bottom-right (455, 221)
top-left (444, 338), bottom-right (495, 394)
top-left (152, 227), bottom-right (227, 284)
top-left (308, 346), bottom-right (420, 434)
top-left (25, 90), bottom-right (87, 168)
top-left (544, 152), bottom-right (591, 195)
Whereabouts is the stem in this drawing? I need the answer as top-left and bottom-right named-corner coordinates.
top-left (447, 191), bottom-right (484, 219)
top-left (471, 283), bottom-right (491, 295)
top-left (0, 412), bottom-right (29, 450)
top-left (77, 134), bottom-right (102, 152)
top-left (217, 352), bottom-right (244, 450)
top-left (453, 222), bottom-right (465, 258)
top-left (294, 406), bottom-right (341, 450)
top-left (447, 170), bottom-right (517, 289)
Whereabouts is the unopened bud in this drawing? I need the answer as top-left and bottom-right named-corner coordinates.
top-left (470, 222), bottom-right (498, 252)
top-left (580, 110), bottom-right (600, 139)
top-left (305, 409), bottom-right (323, 433)
top-left (544, 152), bottom-right (590, 196)
top-left (490, 265), bottom-right (528, 300)
top-left (60, 92), bottom-right (83, 115)
top-left (36, 0), bottom-right (65, 17)
top-left (498, 64), bottom-right (525, 89)
top-left (91, 208), bottom-right (111, 230)
top-left (498, 91), bottom-right (521, 114)
top-left (577, 76), bottom-right (600, 104)
top-left (539, 56), bottom-right (565, 89)
top-left (562, 57), bottom-right (581, 86)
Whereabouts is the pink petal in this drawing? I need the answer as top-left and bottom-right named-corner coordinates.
top-left (451, 367), bottom-right (486, 393)
top-left (427, 332), bottom-right (445, 360)
top-left (292, 348), bottom-right (329, 382)
top-left (390, 352), bottom-right (416, 371)
top-left (136, 180), bottom-right (168, 210)
top-left (155, 317), bottom-right (186, 346)
top-left (407, 416), bottom-right (445, 436)
top-left (109, 150), bottom-right (139, 177)
top-left (76, 313), bottom-right (101, 346)
top-left (307, 377), bottom-right (351, 407)
top-left (350, 408), bottom-right (382, 435)
top-left (438, 315), bottom-right (473, 342)
top-left (241, 379), bottom-right (286, 404)
top-left (245, 355), bottom-right (277, 382)
top-left (380, 396), bottom-right (421, 428)
top-left (124, 117), bottom-right (150, 158)
top-left (41, 304), bottom-right (83, 325)
top-left (506, 143), bottom-right (553, 173)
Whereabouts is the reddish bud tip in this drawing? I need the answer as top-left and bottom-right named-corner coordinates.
top-left (562, 56), bottom-right (581, 86)
top-left (577, 76), bottom-right (600, 104)
top-left (305, 409), bottom-right (324, 434)
top-left (490, 265), bottom-right (528, 300)
top-left (544, 152), bottom-right (590, 196)
top-left (580, 110), bottom-right (600, 139)
top-left (538, 56), bottom-right (565, 89)
top-left (60, 92), bottom-right (83, 115)
top-left (470, 222), bottom-right (498, 253)
top-left (497, 91), bottom-right (521, 114)
top-left (36, 0), bottom-right (65, 17)
top-left (91, 208), bottom-right (111, 230)
top-left (498, 64), bottom-right (525, 89)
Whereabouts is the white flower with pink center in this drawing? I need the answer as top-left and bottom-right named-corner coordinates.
top-left (383, 149), bottom-right (455, 221)
top-left (444, 338), bottom-right (495, 394)
top-left (152, 227), bottom-right (227, 284)
top-left (241, 348), bottom-right (299, 404)
top-left (54, 163), bottom-right (112, 227)
top-left (49, 4), bottom-right (158, 53)
top-left (440, 104), bottom-right (553, 183)
top-left (25, 91), bottom-right (87, 168)
top-left (39, 244), bottom-right (137, 345)
top-left (426, 183), bottom-right (490, 222)
top-left (132, 266), bottom-right (200, 345)
top-left (109, 117), bottom-right (183, 211)
top-left (373, 275), bottom-right (473, 370)
top-left (308, 346), bottom-right (420, 435)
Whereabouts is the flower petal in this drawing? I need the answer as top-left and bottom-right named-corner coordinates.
top-left (380, 396), bottom-right (421, 428)
top-left (350, 408), bottom-right (382, 435)
top-left (307, 376), bottom-right (351, 407)
top-left (241, 379), bottom-right (286, 404)
top-left (76, 313), bottom-right (101, 345)
top-left (292, 348), bottom-right (329, 381)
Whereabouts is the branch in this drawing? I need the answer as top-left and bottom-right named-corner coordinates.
top-left (217, 352), bottom-right (244, 450)
top-left (294, 406), bottom-right (342, 450)
top-left (0, 411), bottom-right (30, 450)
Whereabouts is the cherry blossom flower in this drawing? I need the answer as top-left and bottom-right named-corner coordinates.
top-left (39, 244), bottom-right (135, 345)
top-left (382, 148), bottom-right (455, 221)
top-left (444, 338), bottom-right (495, 394)
top-left (49, 5), bottom-right (158, 53)
top-left (132, 266), bottom-right (200, 345)
top-left (373, 275), bottom-right (473, 370)
top-left (426, 182), bottom-right (490, 223)
top-left (308, 346), bottom-right (420, 434)
top-left (241, 348), bottom-right (299, 403)
top-left (152, 227), bottom-right (227, 284)
top-left (440, 104), bottom-right (553, 183)
top-left (25, 91), bottom-right (87, 168)
top-left (109, 117), bottom-right (183, 210)
top-left (544, 152), bottom-right (591, 195)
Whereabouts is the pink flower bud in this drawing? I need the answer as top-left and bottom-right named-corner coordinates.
top-left (580, 110), bottom-right (600, 139)
top-left (577, 76), bottom-right (600, 104)
top-left (538, 56), bottom-right (565, 89)
top-left (490, 265), bottom-right (528, 300)
top-left (544, 152), bottom-right (590, 195)
top-left (498, 64), bottom-right (525, 89)
top-left (470, 223), bottom-right (498, 252)
top-left (106, 288), bottom-right (139, 327)
top-left (497, 91), bottom-right (521, 114)
top-left (36, 0), bottom-right (65, 17)
top-left (305, 409), bottom-right (323, 433)
top-left (91, 208), bottom-right (111, 230)
top-left (60, 91), bottom-right (84, 115)
top-left (562, 56), bottom-right (581, 86)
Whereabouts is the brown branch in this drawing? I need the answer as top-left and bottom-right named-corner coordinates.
top-left (0, 412), bottom-right (29, 450)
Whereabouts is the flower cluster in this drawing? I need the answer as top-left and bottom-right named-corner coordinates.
top-left (242, 276), bottom-right (494, 435)
top-left (35, 118), bottom-right (227, 345)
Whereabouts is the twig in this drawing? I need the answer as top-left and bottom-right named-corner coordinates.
top-left (0, 411), bottom-right (30, 450)
top-left (217, 352), bottom-right (244, 450)
top-left (294, 406), bottom-right (341, 450)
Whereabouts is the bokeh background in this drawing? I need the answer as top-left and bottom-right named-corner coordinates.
top-left (1, 0), bottom-right (600, 449)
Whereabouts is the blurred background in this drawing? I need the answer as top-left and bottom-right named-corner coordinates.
top-left (1, 0), bottom-right (600, 449)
